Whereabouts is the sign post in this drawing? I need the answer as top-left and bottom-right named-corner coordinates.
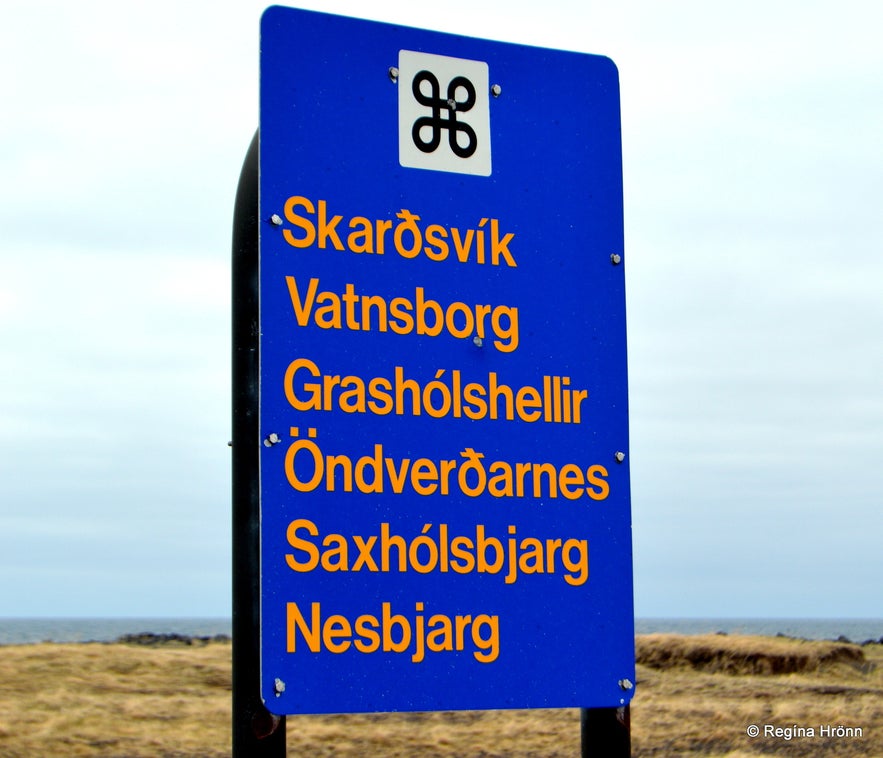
top-left (232, 131), bottom-right (286, 754)
top-left (235, 5), bottom-right (634, 750)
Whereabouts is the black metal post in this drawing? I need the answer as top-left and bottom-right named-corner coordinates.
top-left (232, 130), bottom-right (286, 756)
top-left (581, 706), bottom-right (631, 757)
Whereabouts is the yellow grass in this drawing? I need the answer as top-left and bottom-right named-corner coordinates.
top-left (0, 635), bottom-right (879, 757)
top-left (0, 641), bottom-right (231, 757)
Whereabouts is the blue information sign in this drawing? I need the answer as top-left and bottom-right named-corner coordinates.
top-left (259, 6), bottom-right (634, 715)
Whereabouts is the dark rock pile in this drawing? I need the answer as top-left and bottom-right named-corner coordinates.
top-left (116, 632), bottom-right (231, 647)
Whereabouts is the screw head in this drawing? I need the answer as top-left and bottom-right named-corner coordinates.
top-left (614, 451), bottom-right (626, 463)
top-left (610, 253), bottom-right (622, 265)
top-left (274, 677), bottom-right (286, 696)
top-left (618, 678), bottom-right (634, 691)
top-left (388, 66), bottom-right (399, 83)
top-left (472, 335), bottom-right (484, 348)
top-left (263, 433), bottom-right (281, 448)
top-left (270, 214), bottom-right (283, 226)
top-left (491, 83), bottom-right (502, 97)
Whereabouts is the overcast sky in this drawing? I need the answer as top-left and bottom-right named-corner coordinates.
top-left (1, 0), bottom-right (881, 619)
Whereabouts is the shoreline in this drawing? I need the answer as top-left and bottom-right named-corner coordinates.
top-left (2, 629), bottom-right (880, 653)
top-left (1, 620), bottom-right (882, 647)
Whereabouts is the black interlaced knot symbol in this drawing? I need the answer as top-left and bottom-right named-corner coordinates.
top-left (411, 70), bottom-right (478, 159)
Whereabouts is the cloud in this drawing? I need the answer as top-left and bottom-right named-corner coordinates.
top-left (1, 0), bottom-right (881, 617)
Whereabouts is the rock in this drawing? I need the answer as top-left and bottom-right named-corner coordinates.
top-left (116, 632), bottom-right (231, 647)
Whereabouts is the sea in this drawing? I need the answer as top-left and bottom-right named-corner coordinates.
top-left (0, 617), bottom-right (880, 645)
top-left (0, 618), bottom-right (232, 645)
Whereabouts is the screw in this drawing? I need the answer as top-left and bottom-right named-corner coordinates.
top-left (274, 678), bottom-right (286, 696)
top-left (618, 678), bottom-right (634, 691)
top-left (610, 253), bottom-right (622, 265)
top-left (263, 433), bottom-right (281, 448)
top-left (388, 66), bottom-right (399, 83)
top-left (614, 451), bottom-right (626, 463)
top-left (270, 214), bottom-right (283, 226)
top-left (473, 336), bottom-right (484, 347)
top-left (491, 83), bottom-right (502, 97)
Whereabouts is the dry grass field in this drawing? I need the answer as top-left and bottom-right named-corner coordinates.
top-left (0, 635), bottom-right (879, 757)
